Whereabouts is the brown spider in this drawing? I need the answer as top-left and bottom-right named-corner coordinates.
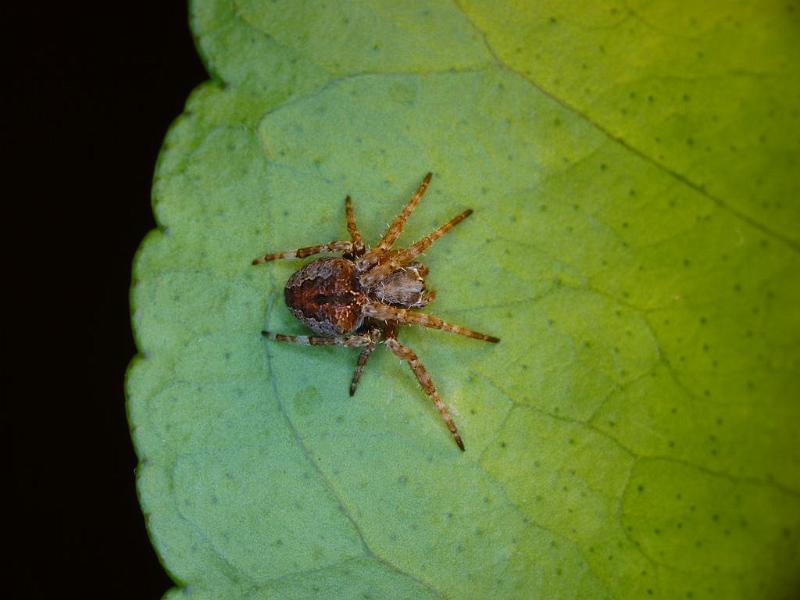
top-left (252, 172), bottom-right (499, 451)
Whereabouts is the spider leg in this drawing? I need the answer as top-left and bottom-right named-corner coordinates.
top-left (349, 326), bottom-right (383, 396)
top-left (252, 240), bottom-right (355, 265)
top-left (384, 336), bottom-right (465, 451)
top-left (345, 196), bottom-right (366, 257)
top-left (363, 303), bottom-right (500, 343)
top-left (373, 172), bottom-right (432, 253)
top-left (406, 209), bottom-right (472, 258)
top-left (358, 209), bottom-right (472, 287)
top-left (350, 344), bottom-right (376, 395)
top-left (261, 330), bottom-right (373, 347)
top-left (409, 262), bottom-right (429, 277)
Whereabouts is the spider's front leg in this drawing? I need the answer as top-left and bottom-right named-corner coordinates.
top-left (383, 336), bottom-right (465, 451)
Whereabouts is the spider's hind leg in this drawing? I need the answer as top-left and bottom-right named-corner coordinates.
top-left (261, 331), bottom-right (373, 347)
top-left (252, 241), bottom-right (356, 265)
top-left (345, 196), bottom-right (366, 257)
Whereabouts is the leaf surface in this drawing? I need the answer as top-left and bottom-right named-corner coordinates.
top-left (129, 1), bottom-right (800, 598)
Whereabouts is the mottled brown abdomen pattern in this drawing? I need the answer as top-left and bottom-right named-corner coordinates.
top-left (284, 258), bottom-right (365, 336)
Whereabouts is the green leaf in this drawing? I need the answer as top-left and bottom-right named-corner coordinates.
top-left (128, 1), bottom-right (800, 598)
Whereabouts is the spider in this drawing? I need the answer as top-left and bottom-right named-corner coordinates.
top-left (252, 172), bottom-right (499, 451)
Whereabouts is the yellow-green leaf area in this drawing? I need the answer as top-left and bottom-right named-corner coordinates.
top-left (129, 1), bottom-right (800, 598)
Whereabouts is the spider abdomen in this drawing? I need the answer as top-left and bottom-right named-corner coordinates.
top-left (284, 257), bottom-right (365, 336)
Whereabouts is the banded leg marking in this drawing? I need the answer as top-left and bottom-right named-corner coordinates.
top-left (252, 240), bottom-right (355, 265)
top-left (384, 337), bottom-right (464, 451)
top-left (363, 303), bottom-right (500, 343)
top-left (345, 196), bottom-right (366, 257)
top-left (261, 331), bottom-right (373, 348)
top-left (349, 327), bottom-right (382, 396)
top-left (359, 209), bottom-right (472, 287)
top-left (373, 172), bottom-right (432, 253)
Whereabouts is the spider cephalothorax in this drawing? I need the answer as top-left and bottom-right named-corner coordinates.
top-left (252, 172), bottom-right (499, 450)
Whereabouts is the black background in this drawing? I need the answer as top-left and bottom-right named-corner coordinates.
top-left (8, 3), bottom-right (206, 597)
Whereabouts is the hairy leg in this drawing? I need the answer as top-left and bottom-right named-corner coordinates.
top-left (371, 172), bottom-right (432, 255)
top-left (358, 209), bottom-right (472, 287)
top-left (363, 303), bottom-right (500, 343)
top-left (350, 342), bottom-right (377, 395)
top-left (345, 196), bottom-right (366, 257)
top-left (261, 330), bottom-right (373, 347)
top-left (252, 240), bottom-right (356, 264)
top-left (384, 337), bottom-right (465, 451)
top-left (348, 326), bottom-right (383, 395)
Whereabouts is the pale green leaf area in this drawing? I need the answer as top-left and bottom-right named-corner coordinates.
top-left (128, 1), bottom-right (800, 598)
